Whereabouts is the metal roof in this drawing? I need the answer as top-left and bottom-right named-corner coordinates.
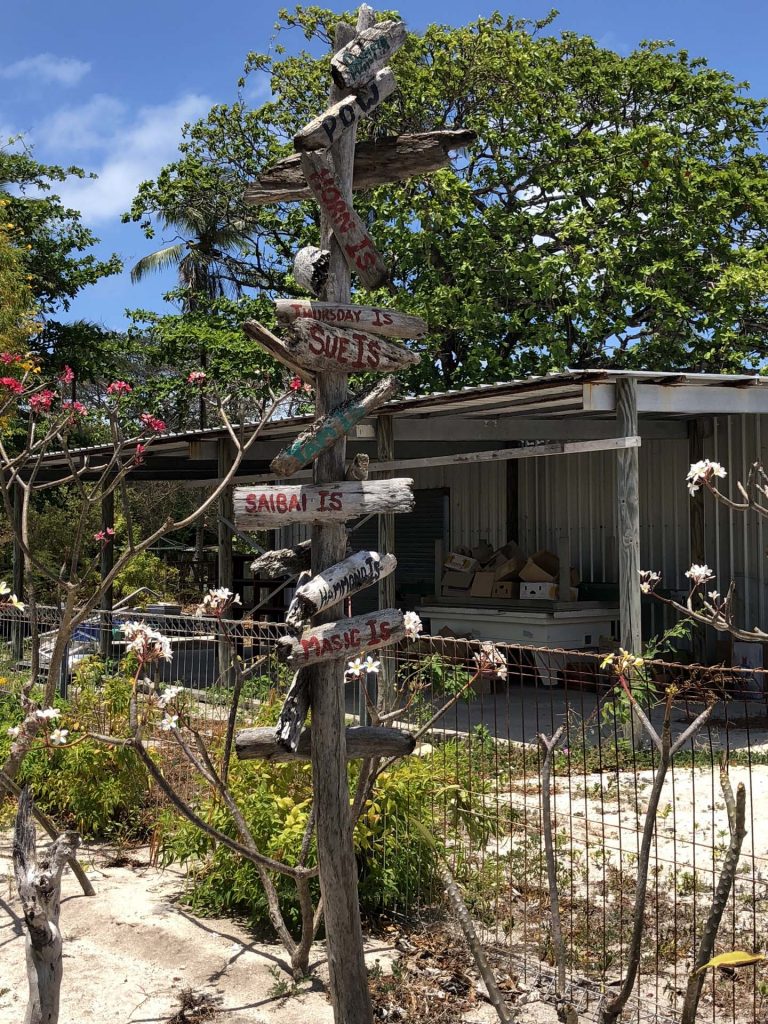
top-left (34, 369), bottom-right (768, 477)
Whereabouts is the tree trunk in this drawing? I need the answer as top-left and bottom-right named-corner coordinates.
top-left (13, 787), bottom-right (80, 1024)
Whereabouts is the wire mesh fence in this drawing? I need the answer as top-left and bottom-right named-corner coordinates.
top-left (1, 606), bottom-right (768, 1023)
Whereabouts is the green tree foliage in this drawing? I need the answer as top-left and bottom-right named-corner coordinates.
top-left (0, 140), bottom-right (122, 376)
top-left (125, 8), bottom-right (768, 390)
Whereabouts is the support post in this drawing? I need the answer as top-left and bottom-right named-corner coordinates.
top-left (11, 484), bottom-right (24, 661)
top-left (617, 378), bottom-right (642, 654)
top-left (309, 13), bottom-right (375, 1024)
top-left (99, 486), bottom-right (114, 662)
top-left (688, 418), bottom-right (707, 663)
top-left (377, 413), bottom-right (396, 713)
top-left (217, 438), bottom-right (236, 690)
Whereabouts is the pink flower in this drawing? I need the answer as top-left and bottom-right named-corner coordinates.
top-left (93, 528), bottom-right (115, 543)
top-left (134, 443), bottom-right (146, 465)
top-left (302, 382), bottom-right (313, 394)
top-left (187, 371), bottom-right (207, 385)
top-left (0, 353), bottom-right (22, 365)
top-left (140, 412), bottom-right (166, 433)
top-left (29, 389), bottom-right (55, 415)
top-left (0, 377), bottom-right (23, 394)
top-left (59, 365), bottom-right (75, 384)
top-left (62, 400), bottom-right (88, 417)
top-left (106, 380), bottom-right (132, 396)
top-left (289, 376), bottom-right (302, 392)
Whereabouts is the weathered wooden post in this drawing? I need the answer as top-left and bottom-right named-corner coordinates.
top-left (13, 787), bottom-right (80, 1024)
top-left (235, 10), bottom-right (471, 1019)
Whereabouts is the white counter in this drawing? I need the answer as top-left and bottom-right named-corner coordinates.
top-left (418, 600), bottom-right (619, 685)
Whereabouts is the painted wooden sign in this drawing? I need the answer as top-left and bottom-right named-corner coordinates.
top-left (236, 725), bottom-right (415, 763)
top-left (277, 608), bottom-right (405, 667)
top-left (245, 130), bottom-right (478, 205)
top-left (275, 299), bottom-right (427, 340)
top-left (288, 550), bottom-right (397, 626)
top-left (290, 320), bottom-right (419, 374)
top-left (270, 375), bottom-right (398, 478)
top-left (234, 478), bottom-right (414, 528)
top-left (293, 245), bottom-right (330, 296)
top-left (295, 68), bottom-right (396, 152)
top-left (299, 152), bottom-right (389, 289)
top-left (330, 20), bottom-right (408, 90)
top-left (242, 320), bottom-right (313, 381)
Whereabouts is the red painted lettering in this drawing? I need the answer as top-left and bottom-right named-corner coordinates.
top-left (367, 618), bottom-right (379, 644)
top-left (276, 493), bottom-right (288, 512)
top-left (288, 494), bottom-right (301, 512)
top-left (329, 491), bottom-right (343, 511)
top-left (308, 323), bottom-right (325, 355)
top-left (366, 337), bottom-right (380, 369)
top-left (257, 494), bottom-right (271, 512)
top-left (246, 493), bottom-right (256, 512)
top-left (318, 490), bottom-right (329, 511)
top-left (380, 620), bottom-right (392, 641)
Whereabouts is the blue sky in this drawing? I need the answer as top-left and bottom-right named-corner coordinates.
top-left (2, 0), bottom-right (767, 332)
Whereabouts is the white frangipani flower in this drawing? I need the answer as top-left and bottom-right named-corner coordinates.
top-left (363, 656), bottom-right (381, 675)
top-left (686, 459), bottom-right (726, 496)
top-left (685, 564), bottom-right (715, 586)
top-left (120, 621), bottom-right (173, 663)
top-left (158, 685), bottom-right (183, 708)
top-left (0, 581), bottom-right (24, 609)
top-left (49, 728), bottom-right (69, 745)
top-left (403, 611), bottom-right (423, 640)
top-left (639, 569), bottom-right (662, 594)
top-left (36, 707), bottom-right (61, 720)
top-left (346, 657), bottom-right (364, 679)
top-left (197, 587), bottom-right (242, 617)
top-left (7, 726), bottom-right (20, 738)
top-left (159, 715), bottom-right (179, 732)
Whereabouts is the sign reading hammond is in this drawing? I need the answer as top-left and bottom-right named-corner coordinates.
top-left (234, 479), bottom-right (414, 529)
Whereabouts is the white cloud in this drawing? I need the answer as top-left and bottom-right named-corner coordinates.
top-left (0, 53), bottom-right (91, 86)
top-left (50, 93), bottom-right (212, 223)
top-left (39, 94), bottom-right (127, 151)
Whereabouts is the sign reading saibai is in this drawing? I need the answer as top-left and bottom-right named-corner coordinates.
top-left (234, 479), bottom-right (414, 529)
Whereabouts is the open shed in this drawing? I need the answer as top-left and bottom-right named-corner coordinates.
top-left (33, 369), bottom-right (768, 665)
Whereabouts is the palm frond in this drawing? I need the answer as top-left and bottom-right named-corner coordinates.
top-left (130, 243), bottom-right (186, 283)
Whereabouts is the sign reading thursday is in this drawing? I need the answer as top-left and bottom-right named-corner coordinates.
top-left (234, 479), bottom-right (415, 529)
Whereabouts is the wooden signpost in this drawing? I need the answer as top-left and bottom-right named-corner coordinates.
top-left (287, 550), bottom-right (397, 626)
top-left (290, 319), bottom-right (419, 373)
top-left (234, 478), bottom-right (415, 528)
top-left (294, 67), bottom-right (397, 151)
top-left (236, 725), bottom-right (415, 762)
top-left (275, 299), bottom-right (427, 339)
top-left (299, 151), bottom-right (389, 289)
top-left (236, 9), bottom-right (472, 1021)
top-left (269, 375), bottom-right (398, 477)
top-left (244, 317), bottom-right (418, 376)
top-left (277, 608), bottom-right (405, 667)
top-left (245, 130), bottom-right (478, 205)
top-left (293, 245), bottom-right (331, 296)
top-left (330, 20), bottom-right (408, 89)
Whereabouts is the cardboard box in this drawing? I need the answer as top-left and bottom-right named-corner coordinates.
top-left (519, 550), bottom-right (559, 582)
top-left (519, 550), bottom-right (580, 586)
top-left (443, 551), bottom-right (480, 574)
top-left (442, 569), bottom-right (475, 589)
top-left (491, 581), bottom-right (519, 599)
top-left (488, 540), bottom-right (526, 571)
top-left (520, 581), bottom-right (578, 601)
top-left (471, 541), bottom-right (495, 565)
top-left (470, 570), bottom-right (496, 598)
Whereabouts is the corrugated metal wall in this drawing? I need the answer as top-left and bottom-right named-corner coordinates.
top-left (274, 414), bottom-right (768, 635)
top-left (514, 415), bottom-right (768, 634)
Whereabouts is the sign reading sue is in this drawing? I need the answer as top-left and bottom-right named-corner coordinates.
top-left (234, 479), bottom-right (415, 528)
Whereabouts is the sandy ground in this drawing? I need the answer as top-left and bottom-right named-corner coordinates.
top-left (0, 834), bottom-right (395, 1024)
top-left (0, 832), bottom-right (557, 1024)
